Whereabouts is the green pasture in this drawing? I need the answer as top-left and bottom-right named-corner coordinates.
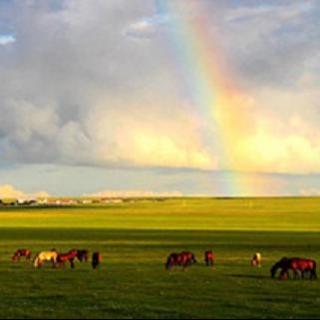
top-left (0, 197), bottom-right (319, 319)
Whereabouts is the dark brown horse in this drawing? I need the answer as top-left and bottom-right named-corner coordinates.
top-left (165, 251), bottom-right (197, 270)
top-left (76, 250), bottom-right (89, 262)
top-left (12, 249), bottom-right (32, 262)
top-left (92, 252), bottom-right (102, 269)
top-left (57, 250), bottom-right (78, 269)
top-left (271, 257), bottom-right (317, 280)
top-left (204, 251), bottom-right (215, 266)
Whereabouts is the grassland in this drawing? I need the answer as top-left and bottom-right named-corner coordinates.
top-left (0, 197), bottom-right (319, 319)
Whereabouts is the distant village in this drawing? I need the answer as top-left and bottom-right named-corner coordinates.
top-left (0, 197), bottom-right (126, 207)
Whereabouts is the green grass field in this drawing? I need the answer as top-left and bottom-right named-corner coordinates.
top-left (0, 198), bottom-right (320, 319)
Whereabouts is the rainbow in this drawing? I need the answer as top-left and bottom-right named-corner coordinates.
top-left (155, 0), bottom-right (258, 196)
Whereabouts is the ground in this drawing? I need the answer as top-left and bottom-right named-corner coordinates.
top-left (0, 197), bottom-right (319, 319)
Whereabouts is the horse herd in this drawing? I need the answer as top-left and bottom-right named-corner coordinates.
top-left (12, 248), bottom-right (317, 280)
top-left (165, 251), bottom-right (317, 280)
top-left (12, 249), bottom-right (102, 270)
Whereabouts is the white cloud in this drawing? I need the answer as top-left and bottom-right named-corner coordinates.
top-left (0, 34), bottom-right (15, 46)
top-left (124, 14), bottom-right (169, 39)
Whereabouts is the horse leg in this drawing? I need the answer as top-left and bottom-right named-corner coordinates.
top-left (313, 270), bottom-right (317, 280)
top-left (52, 259), bottom-right (58, 268)
top-left (70, 259), bottom-right (75, 269)
top-left (280, 269), bottom-right (288, 280)
top-left (310, 269), bottom-right (317, 280)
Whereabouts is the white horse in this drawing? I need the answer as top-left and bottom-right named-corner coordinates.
top-left (33, 251), bottom-right (58, 268)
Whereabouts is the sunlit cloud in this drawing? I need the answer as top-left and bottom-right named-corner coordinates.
top-left (0, 184), bottom-right (49, 199)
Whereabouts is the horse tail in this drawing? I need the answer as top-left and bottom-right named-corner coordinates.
top-left (312, 260), bottom-right (317, 279)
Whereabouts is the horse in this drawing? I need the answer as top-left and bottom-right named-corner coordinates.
top-left (181, 251), bottom-right (197, 266)
top-left (76, 250), bottom-right (89, 263)
top-left (57, 250), bottom-right (78, 269)
top-left (251, 252), bottom-right (262, 267)
top-left (92, 252), bottom-right (102, 269)
top-left (165, 253), bottom-right (182, 270)
top-left (12, 249), bottom-right (32, 262)
top-left (205, 251), bottom-right (215, 266)
top-left (271, 257), bottom-right (317, 280)
top-left (33, 250), bottom-right (58, 268)
top-left (165, 251), bottom-right (197, 270)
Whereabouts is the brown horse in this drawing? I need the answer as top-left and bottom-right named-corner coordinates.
top-left (57, 250), bottom-right (78, 269)
top-left (165, 251), bottom-right (197, 270)
top-left (12, 249), bottom-right (32, 262)
top-left (76, 250), bottom-right (89, 262)
top-left (181, 251), bottom-right (197, 266)
top-left (204, 251), bottom-right (215, 266)
top-left (271, 257), bottom-right (317, 280)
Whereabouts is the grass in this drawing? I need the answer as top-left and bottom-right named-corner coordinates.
top-left (0, 198), bottom-right (319, 319)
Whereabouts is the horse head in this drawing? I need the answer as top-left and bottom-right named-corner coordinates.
top-left (33, 254), bottom-right (40, 268)
top-left (271, 257), bottom-right (289, 278)
top-left (12, 253), bottom-right (18, 262)
top-left (165, 253), bottom-right (177, 270)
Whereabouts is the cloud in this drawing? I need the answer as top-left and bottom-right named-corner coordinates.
top-left (300, 188), bottom-right (320, 196)
top-left (0, 34), bottom-right (15, 46)
top-left (85, 190), bottom-right (183, 198)
top-left (0, 184), bottom-right (49, 199)
top-left (124, 14), bottom-right (169, 39)
top-left (0, 0), bottom-right (320, 176)
top-left (220, 1), bottom-right (320, 89)
top-left (0, 0), bottom-right (216, 171)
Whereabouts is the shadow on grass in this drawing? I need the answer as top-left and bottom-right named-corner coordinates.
top-left (228, 274), bottom-right (271, 280)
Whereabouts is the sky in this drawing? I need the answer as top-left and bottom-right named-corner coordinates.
top-left (0, 0), bottom-right (319, 197)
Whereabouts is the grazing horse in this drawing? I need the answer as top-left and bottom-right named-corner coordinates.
top-left (76, 250), bottom-right (89, 263)
top-left (251, 252), bottom-right (262, 267)
top-left (181, 251), bottom-right (197, 266)
top-left (12, 249), bottom-right (32, 262)
top-left (204, 251), bottom-right (215, 266)
top-left (33, 250), bottom-right (58, 268)
top-left (271, 257), bottom-right (317, 280)
top-left (92, 252), bottom-right (102, 269)
top-left (165, 251), bottom-right (197, 270)
top-left (165, 253), bottom-right (181, 270)
top-left (57, 250), bottom-right (78, 269)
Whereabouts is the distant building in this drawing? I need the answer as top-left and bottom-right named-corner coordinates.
top-left (82, 199), bottom-right (93, 205)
